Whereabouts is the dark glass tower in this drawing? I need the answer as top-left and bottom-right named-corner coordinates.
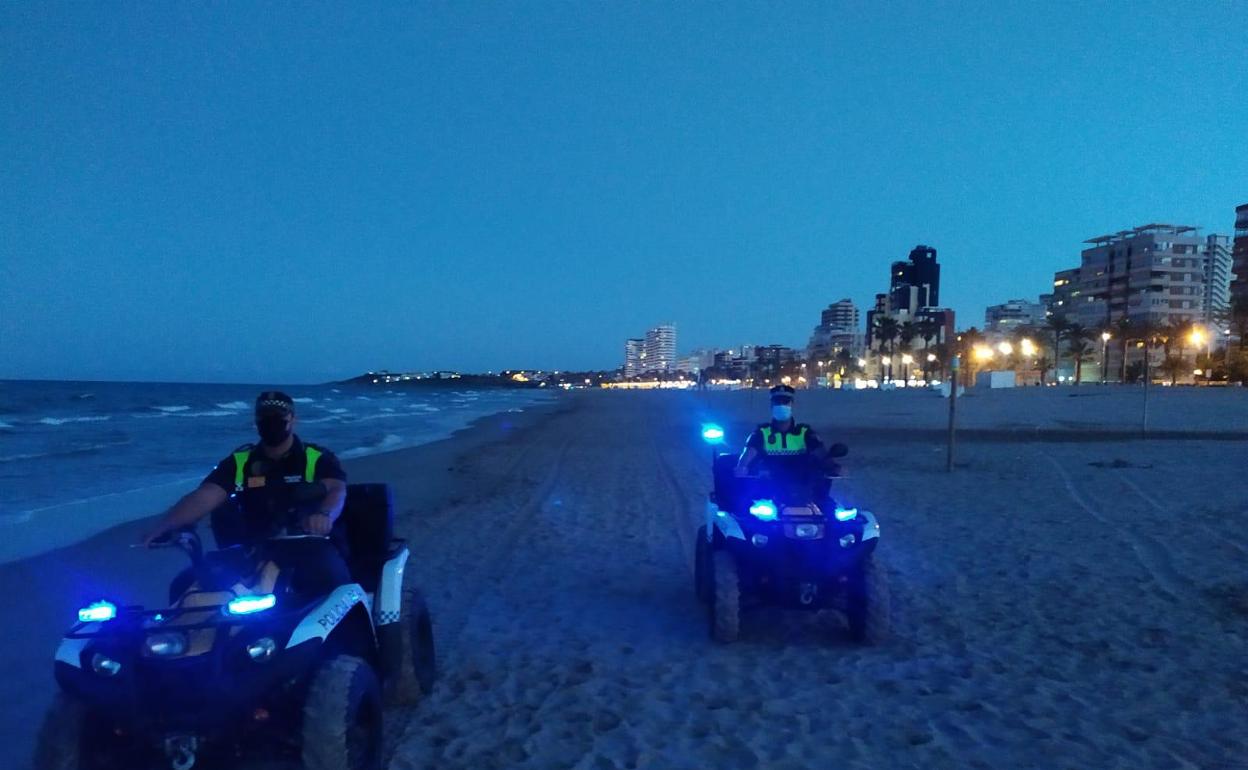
top-left (889, 245), bottom-right (940, 314)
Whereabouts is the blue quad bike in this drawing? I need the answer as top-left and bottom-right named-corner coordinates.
top-left (694, 426), bottom-right (889, 644)
top-left (36, 482), bottom-right (436, 770)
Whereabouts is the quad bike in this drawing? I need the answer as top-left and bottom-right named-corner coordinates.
top-left (694, 425), bottom-right (889, 644)
top-left (37, 482), bottom-right (435, 770)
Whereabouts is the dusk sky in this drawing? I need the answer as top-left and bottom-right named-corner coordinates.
top-left (2, 3), bottom-right (1245, 383)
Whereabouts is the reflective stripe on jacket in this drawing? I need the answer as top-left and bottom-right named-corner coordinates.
top-left (232, 446), bottom-right (322, 492)
top-left (759, 425), bottom-right (808, 456)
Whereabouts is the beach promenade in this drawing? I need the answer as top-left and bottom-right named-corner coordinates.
top-left (4, 388), bottom-right (1246, 769)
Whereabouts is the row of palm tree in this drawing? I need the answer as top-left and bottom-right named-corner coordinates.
top-left (870, 316), bottom-right (945, 382)
top-left (1042, 314), bottom-right (1218, 385)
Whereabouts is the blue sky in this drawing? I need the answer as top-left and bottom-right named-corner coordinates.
top-left (2, 2), bottom-right (1245, 382)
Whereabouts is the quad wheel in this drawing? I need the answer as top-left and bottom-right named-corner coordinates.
top-left (694, 525), bottom-right (712, 603)
top-left (384, 588), bottom-right (437, 705)
top-left (33, 693), bottom-right (126, 770)
top-left (846, 554), bottom-right (891, 644)
top-left (303, 655), bottom-right (384, 770)
top-left (709, 550), bottom-right (741, 643)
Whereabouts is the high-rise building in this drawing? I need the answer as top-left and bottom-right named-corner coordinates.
top-left (623, 338), bottom-right (644, 377)
top-left (1075, 224), bottom-right (1212, 330)
top-left (1046, 268), bottom-right (1080, 319)
top-left (807, 298), bottom-right (862, 358)
top-left (643, 324), bottom-right (677, 373)
top-left (1205, 234), bottom-right (1232, 328)
top-left (1232, 204), bottom-right (1248, 309)
top-left (889, 245), bottom-right (940, 315)
top-left (986, 299), bottom-right (1046, 335)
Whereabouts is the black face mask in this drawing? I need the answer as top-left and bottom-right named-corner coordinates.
top-left (256, 415), bottom-right (292, 447)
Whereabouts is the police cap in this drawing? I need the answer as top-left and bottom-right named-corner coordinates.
top-left (255, 391), bottom-right (295, 417)
top-left (769, 384), bottom-right (796, 403)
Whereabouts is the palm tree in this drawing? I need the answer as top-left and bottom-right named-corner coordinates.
top-left (1063, 323), bottom-right (1092, 384)
top-left (917, 318), bottom-right (941, 382)
top-left (873, 317), bottom-right (899, 382)
top-left (1159, 355), bottom-right (1186, 386)
top-left (1067, 336), bottom-right (1094, 385)
top-left (1232, 296), bottom-right (1248, 351)
top-left (1043, 314), bottom-right (1069, 384)
top-left (898, 321), bottom-right (918, 381)
top-left (958, 327), bottom-right (986, 387)
top-left (835, 347), bottom-right (854, 377)
top-left (1115, 316), bottom-right (1134, 382)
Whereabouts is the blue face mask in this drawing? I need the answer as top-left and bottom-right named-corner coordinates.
top-left (771, 404), bottom-right (792, 422)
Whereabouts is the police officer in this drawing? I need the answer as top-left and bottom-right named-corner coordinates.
top-left (734, 384), bottom-right (832, 479)
top-left (141, 391), bottom-right (351, 594)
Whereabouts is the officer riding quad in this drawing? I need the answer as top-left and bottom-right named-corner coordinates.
top-left (36, 482), bottom-right (436, 770)
top-left (693, 425), bottom-right (889, 645)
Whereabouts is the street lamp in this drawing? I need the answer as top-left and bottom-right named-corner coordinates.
top-left (901, 353), bottom-right (914, 383)
top-left (1101, 331), bottom-right (1111, 384)
top-left (997, 341), bottom-right (1013, 356)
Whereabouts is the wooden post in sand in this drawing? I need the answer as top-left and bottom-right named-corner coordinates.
top-left (947, 355), bottom-right (960, 472)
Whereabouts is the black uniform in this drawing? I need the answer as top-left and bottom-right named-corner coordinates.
top-left (202, 435), bottom-right (351, 596)
top-left (744, 420), bottom-right (833, 506)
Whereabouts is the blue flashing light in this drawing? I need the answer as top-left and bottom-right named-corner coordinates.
top-left (701, 424), bottom-right (725, 443)
top-left (78, 600), bottom-right (117, 623)
top-left (749, 499), bottom-right (778, 521)
top-left (835, 507), bottom-right (858, 522)
top-left (227, 594), bottom-right (277, 616)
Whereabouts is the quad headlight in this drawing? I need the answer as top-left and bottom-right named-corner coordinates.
top-left (246, 637), bottom-right (277, 662)
top-left (91, 653), bottom-right (121, 677)
top-left (748, 500), bottom-right (778, 521)
top-left (794, 523), bottom-right (821, 539)
top-left (145, 632), bottom-right (188, 658)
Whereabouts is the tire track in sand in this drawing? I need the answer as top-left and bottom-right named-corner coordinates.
top-left (1117, 474), bottom-right (1248, 560)
top-left (1045, 455), bottom-right (1189, 602)
top-left (384, 440), bottom-right (570, 766)
top-left (649, 437), bottom-right (704, 579)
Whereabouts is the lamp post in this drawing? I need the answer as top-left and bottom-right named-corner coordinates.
top-left (901, 353), bottom-right (914, 384)
top-left (1101, 331), bottom-right (1111, 384)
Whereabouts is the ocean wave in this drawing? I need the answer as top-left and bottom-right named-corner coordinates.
top-left (329, 408), bottom-right (348, 414)
top-left (154, 405), bottom-right (192, 413)
top-left (38, 416), bottom-right (111, 426)
top-left (293, 397), bottom-right (315, 404)
top-left (339, 433), bottom-right (406, 459)
top-left (0, 440), bottom-right (131, 464)
top-left (215, 401), bottom-right (249, 410)
top-left (0, 421), bottom-right (13, 430)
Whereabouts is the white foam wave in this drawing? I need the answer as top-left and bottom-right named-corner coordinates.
top-left (293, 397), bottom-right (315, 404)
top-left (38, 416), bottom-right (111, 426)
top-left (339, 434), bottom-right (406, 459)
top-left (0, 421), bottom-right (13, 429)
top-left (329, 408), bottom-right (348, 414)
top-left (154, 405), bottom-right (191, 413)
top-left (215, 401), bottom-right (249, 410)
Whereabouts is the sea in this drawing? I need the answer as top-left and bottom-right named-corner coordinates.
top-left (0, 380), bottom-right (553, 564)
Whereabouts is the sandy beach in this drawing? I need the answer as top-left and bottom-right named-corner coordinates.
top-left (5, 388), bottom-right (1247, 769)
